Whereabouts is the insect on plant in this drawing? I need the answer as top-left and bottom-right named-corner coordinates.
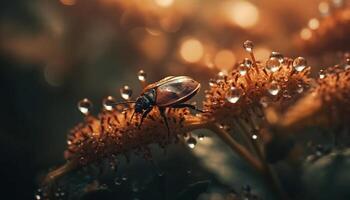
top-left (117, 76), bottom-right (205, 136)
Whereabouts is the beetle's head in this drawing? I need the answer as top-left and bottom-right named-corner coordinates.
top-left (134, 96), bottom-right (150, 113)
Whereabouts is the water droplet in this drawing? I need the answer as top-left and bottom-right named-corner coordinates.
top-left (114, 177), bottom-right (122, 185)
top-left (187, 137), bottom-right (197, 149)
top-left (268, 81), bottom-right (280, 96)
top-left (35, 194), bottom-right (41, 200)
top-left (344, 58), bottom-right (350, 70)
top-left (293, 57), bottom-right (307, 72)
top-left (216, 71), bottom-right (227, 81)
top-left (260, 97), bottom-right (269, 107)
top-left (238, 64), bottom-right (247, 76)
top-left (198, 134), bottom-right (205, 141)
top-left (226, 87), bottom-right (243, 104)
top-left (319, 70), bottom-right (326, 79)
top-left (121, 175), bottom-right (128, 181)
top-left (252, 134), bottom-right (258, 140)
top-left (209, 79), bottom-right (217, 87)
top-left (270, 51), bottom-right (284, 63)
top-left (77, 98), bottom-right (93, 115)
top-left (243, 40), bottom-right (254, 52)
top-left (103, 96), bottom-right (116, 111)
top-left (297, 84), bottom-right (304, 93)
top-left (266, 57), bottom-right (281, 73)
top-left (315, 144), bottom-right (324, 156)
top-left (120, 85), bottom-right (132, 100)
top-left (243, 58), bottom-right (253, 68)
top-left (137, 70), bottom-right (147, 82)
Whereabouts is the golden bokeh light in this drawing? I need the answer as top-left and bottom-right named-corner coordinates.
top-left (300, 28), bottom-right (312, 40)
top-left (180, 38), bottom-right (204, 63)
top-left (308, 18), bottom-right (320, 30)
top-left (154, 0), bottom-right (174, 8)
top-left (318, 2), bottom-right (330, 15)
top-left (223, 0), bottom-right (259, 29)
top-left (214, 50), bottom-right (236, 71)
top-left (59, 0), bottom-right (76, 6)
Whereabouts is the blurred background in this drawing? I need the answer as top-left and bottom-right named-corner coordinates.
top-left (0, 0), bottom-right (348, 199)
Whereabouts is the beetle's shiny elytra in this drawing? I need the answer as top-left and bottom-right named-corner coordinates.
top-left (126, 76), bottom-right (203, 137)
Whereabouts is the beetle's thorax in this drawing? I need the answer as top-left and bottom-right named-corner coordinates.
top-left (134, 89), bottom-right (156, 113)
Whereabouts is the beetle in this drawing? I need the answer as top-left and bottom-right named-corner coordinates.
top-left (118, 76), bottom-right (204, 137)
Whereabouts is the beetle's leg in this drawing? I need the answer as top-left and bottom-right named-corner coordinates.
top-left (138, 107), bottom-right (153, 129)
top-left (171, 103), bottom-right (206, 113)
top-left (158, 107), bottom-right (170, 139)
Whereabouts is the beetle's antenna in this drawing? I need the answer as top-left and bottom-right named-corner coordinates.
top-left (113, 101), bottom-right (136, 105)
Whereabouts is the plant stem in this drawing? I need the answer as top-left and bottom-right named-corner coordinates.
top-left (236, 118), bottom-right (288, 200)
top-left (208, 123), bottom-right (264, 173)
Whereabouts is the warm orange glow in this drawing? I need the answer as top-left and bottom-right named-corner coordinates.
top-left (223, 1), bottom-right (259, 29)
top-left (154, 0), bottom-right (174, 8)
top-left (318, 2), bottom-right (330, 15)
top-left (140, 34), bottom-right (168, 61)
top-left (214, 50), bottom-right (236, 71)
top-left (308, 18), bottom-right (319, 30)
top-left (60, 0), bottom-right (76, 6)
top-left (300, 28), bottom-right (312, 40)
top-left (255, 47), bottom-right (271, 61)
top-left (180, 38), bottom-right (204, 63)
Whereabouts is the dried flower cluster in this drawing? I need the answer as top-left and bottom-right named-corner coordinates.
top-left (42, 41), bottom-right (350, 200)
top-left (279, 57), bottom-right (350, 129)
top-left (66, 108), bottom-right (204, 163)
top-left (203, 49), bottom-right (311, 127)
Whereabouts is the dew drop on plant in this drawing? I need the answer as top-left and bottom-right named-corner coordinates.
top-left (243, 58), bottom-right (253, 68)
top-left (297, 84), bottom-right (304, 93)
top-left (266, 57), bottom-right (281, 73)
top-left (122, 175), bottom-right (128, 181)
top-left (216, 71), bottom-right (226, 83)
top-left (293, 57), bottom-right (307, 72)
top-left (268, 81), bottom-right (280, 96)
top-left (343, 58), bottom-right (350, 70)
top-left (319, 70), bottom-right (326, 79)
top-left (114, 177), bottom-right (122, 185)
top-left (270, 51), bottom-right (284, 63)
top-left (187, 137), bottom-right (197, 149)
top-left (77, 98), bottom-right (93, 115)
top-left (252, 134), bottom-right (258, 140)
top-left (120, 85), bottom-right (132, 100)
top-left (238, 64), bottom-right (247, 76)
top-left (209, 79), bottom-right (217, 87)
top-left (226, 86), bottom-right (242, 104)
top-left (243, 40), bottom-right (254, 52)
top-left (315, 144), bottom-right (325, 156)
top-left (103, 96), bottom-right (116, 111)
top-left (137, 70), bottom-right (147, 82)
